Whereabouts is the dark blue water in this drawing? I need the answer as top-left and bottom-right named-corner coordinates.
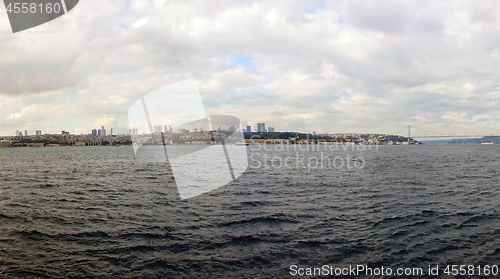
top-left (1, 145), bottom-right (500, 278)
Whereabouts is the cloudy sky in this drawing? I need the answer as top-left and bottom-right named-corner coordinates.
top-left (1, 0), bottom-right (500, 137)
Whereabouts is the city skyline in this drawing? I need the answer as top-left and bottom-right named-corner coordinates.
top-left (11, 125), bottom-right (116, 137)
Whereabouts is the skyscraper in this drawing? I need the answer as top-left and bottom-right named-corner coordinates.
top-left (246, 125), bottom-right (251, 133)
top-left (92, 129), bottom-right (97, 136)
top-left (129, 128), bottom-right (138, 135)
top-left (257, 122), bottom-right (266, 132)
top-left (268, 127), bottom-right (275, 133)
top-left (36, 130), bottom-right (42, 136)
top-left (154, 125), bottom-right (162, 134)
top-left (24, 130), bottom-right (27, 136)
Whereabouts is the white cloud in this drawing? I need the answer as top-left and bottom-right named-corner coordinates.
top-left (6, 105), bottom-right (42, 120)
top-left (109, 95), bottom-right (129, 105)
top-left (132, 17), bottom-right (150, 28)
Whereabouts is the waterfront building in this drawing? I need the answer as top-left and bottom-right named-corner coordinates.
top-left (257, 122), bottom-right (266, 132)
top-left (0, 140), bottom-right (11, 148)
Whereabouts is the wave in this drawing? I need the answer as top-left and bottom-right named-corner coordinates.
top-left (219, 215), bottom-right (298, 226)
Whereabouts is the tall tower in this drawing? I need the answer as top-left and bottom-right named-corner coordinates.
top-left (408, 125), bottom-right (411, 145)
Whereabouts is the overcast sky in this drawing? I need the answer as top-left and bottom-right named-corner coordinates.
top-left (1, 0), bottom-right (500, 137)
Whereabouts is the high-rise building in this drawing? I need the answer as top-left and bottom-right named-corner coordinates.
top-left (129, 128), bottom-right (138, 135)
top-left (15, 130), bottom-right (20, 137)
top-left (230, 126), bottom-right (235, 132)
top-left (24, 130), bottom-right (28, 136)
top-left (268, 127), bottom-right (275, 133)
top-left (99, 126), bottom-right (106, 136)
top-left (164, 125), bottom-right (169, 134)
top-left (154, 125), bottom-right (162, 134)
top-left (257, 122), bottom-right (266, 132)
top-left (36, 130), bottom-right (42, 136)
top-left (246, 125), bottom-right (251, 133)
top-left (169, 125), bottom-right (173, 133)
top-left (92, 129), bottom-right (97, 136)
top-left (110, 128), bottom-right (113, 136)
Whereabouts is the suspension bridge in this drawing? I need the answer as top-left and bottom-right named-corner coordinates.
top-left (395, 126), bottom-right (500, 144)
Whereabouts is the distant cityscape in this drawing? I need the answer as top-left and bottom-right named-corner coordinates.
top-left (12, 126), bottom-right (114, 138)
top-left (5, 122), bottom-right (312, 140)
top-left (0, 120), bottom-right (431, 148)
top-left (128, 122), bottom-right (275, 136)
top-left (0, 126), bottom-right (129, 148)
top-left (11, 121), bottom-right (500, 147)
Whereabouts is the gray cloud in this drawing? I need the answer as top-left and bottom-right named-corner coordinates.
top-left (1, 0), bottom-right (500, 136)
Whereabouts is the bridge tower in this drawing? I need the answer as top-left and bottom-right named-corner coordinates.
top-left (408, 125), bottom-right (410, 145)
